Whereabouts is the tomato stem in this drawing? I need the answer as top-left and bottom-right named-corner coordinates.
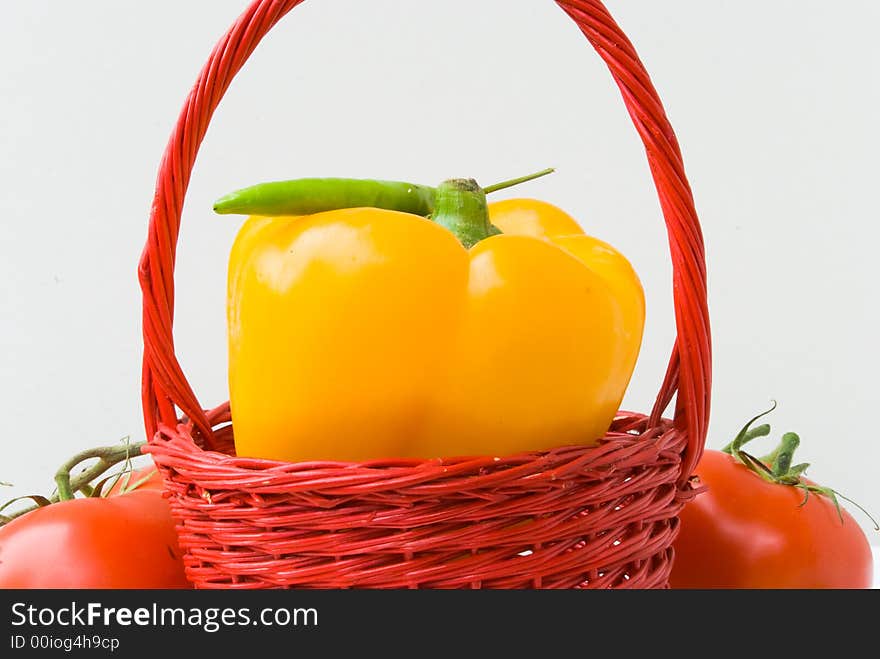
top-left (724, 403), bottom-right (879, 529)
top-left (0, 495), bottom-right (52, 524)
top-left (721, 400), bottom-right (777, 455)
top-left (0, 440), bottom-right (148, 527)
top-left (766, 432), bottom-right (800, 479)
top-left (54, 441), bottom-right (146, 501)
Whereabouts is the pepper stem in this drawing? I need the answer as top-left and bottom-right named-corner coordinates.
top-left (482, 167), bottom-right (555, 194)
top-left (431, 178), bottom-right (499, 249)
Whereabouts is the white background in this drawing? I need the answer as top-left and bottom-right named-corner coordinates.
top-left (1, 1), bottom-right (878, 545)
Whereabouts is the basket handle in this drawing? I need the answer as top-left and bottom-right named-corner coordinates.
top-left (139, 0), bottom-right (711, 483)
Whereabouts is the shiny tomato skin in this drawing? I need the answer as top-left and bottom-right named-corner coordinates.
top-left (0, 489), bottom-right (190, 589)
top-left (670, 449), bottom-right (873, 589)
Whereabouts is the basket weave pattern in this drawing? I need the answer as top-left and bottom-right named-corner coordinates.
top-left (139, 0), bottom-right (710, 589)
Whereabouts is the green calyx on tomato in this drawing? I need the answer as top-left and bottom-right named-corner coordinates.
top-left (719, 401), bottom-right (877, 528)
top-left (0, 439), bottom-right (147, 525)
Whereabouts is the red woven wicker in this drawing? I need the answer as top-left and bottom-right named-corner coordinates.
top-left (139, 0), bottom-right (711, 589)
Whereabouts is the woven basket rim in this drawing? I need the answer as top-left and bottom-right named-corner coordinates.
top-left (149, 409), bottom-right (674, 468)
top-left (145, 409), bottom-right (689, 497)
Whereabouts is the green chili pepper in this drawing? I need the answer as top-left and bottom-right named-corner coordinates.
top-left (213, 168), bottom-right (554, 217)
top-left (213, 178), bottom-right (436, 216)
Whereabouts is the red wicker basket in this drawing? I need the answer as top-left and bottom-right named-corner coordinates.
top-left (139, 0), bottom-right (711, 589)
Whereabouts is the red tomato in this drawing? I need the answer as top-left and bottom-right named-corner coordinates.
top-left (0, 483), bottom-right (189, 589)
top-left (670, 449), bottom-right (873, 589)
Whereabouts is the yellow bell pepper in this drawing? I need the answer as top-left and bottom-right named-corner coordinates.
top-left (226, 181), bottom-right (644, 462)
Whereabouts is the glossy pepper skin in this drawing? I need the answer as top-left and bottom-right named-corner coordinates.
top-left (227, 197), bottom-right (644, 462)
